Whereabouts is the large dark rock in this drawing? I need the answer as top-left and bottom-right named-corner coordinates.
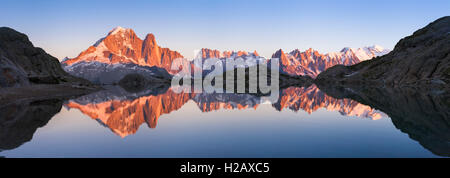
top-left (316, 16), bottom-right (450, 89)
top-left (316, 83), bottom-right (450, 157)
top-left (0, 27), bottom-right (93, 87)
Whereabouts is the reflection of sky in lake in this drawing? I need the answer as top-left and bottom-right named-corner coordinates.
top-left (1, 99), bottom-right (440, 158)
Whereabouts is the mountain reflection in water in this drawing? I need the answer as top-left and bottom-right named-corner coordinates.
top-left (64, 85), bottom-right (385, 138)
top-left (0, 84), bottom-right (448, 157)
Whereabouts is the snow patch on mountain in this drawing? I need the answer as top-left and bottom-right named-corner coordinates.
top-left (64, 61), bottom-right (171, 84)
top-left (276, 45), bottom-right (391, 77)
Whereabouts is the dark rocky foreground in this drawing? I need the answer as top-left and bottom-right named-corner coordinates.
top-left (118, 73), bottom-right (170, 93)
top-left (316, 84), bottom-right (450, 157)
top-left (316, 16), bottom-right (450, 90)
top-left (0, 27), bottom-right (95, 87)
top-left (0, 27), bottom-right (100, 104)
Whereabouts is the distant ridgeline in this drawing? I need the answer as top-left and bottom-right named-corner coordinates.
top-left (60, 26), bottom-right (390, 86)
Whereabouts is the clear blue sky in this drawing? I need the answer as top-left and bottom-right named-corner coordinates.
top-left (1, 0), bottom-right (448, 60)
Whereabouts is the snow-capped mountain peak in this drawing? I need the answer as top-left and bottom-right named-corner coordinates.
top-left (337, 45), bottom-right (390, 61)
top-left (62, 27), bottom-right (183, 69)
top-left (62, 27), bottom-right (184, 84)
top-left (276, 45), bottom-right (391, 77)
top-left (370, 44), bottom-right (385, 52)
top-left (109, 26), bottom-right (129, 35)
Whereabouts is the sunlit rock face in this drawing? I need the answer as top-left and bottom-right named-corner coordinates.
top-left (197, 47), bottom-right (389, 78)
top-left (64, 85), bottom-right (384, 138)
top-left (272, 46), bottom-right (390, 77)
top-left (62, 27), bottom-right (187, 84)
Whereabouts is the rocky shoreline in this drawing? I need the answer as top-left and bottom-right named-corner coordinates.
top-left (0, 84), bottom-right (101, 106)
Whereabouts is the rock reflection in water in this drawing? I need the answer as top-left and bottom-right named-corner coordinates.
top-left (0, 99), bottom-right (63, 151)
top-left (64, 84), bottom-right (385, 138)
top-left (317, 84), bottom-right (450, 157)
top-left (1, 83), bottom-right (448, 157)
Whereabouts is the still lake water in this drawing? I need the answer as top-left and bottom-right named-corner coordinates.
top-left (0, 85), bottom-right (447, 158)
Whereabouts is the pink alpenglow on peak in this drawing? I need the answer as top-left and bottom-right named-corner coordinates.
top-left (273, 46), bottom-right (390, 77)
top-left (62, 27), bottom-right (184, 74)
top-left (61, 27), bottom-right (189, 84)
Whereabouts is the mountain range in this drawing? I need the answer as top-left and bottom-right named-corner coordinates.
top-left (61, 26), bottom-right (390, 83)
top-left (273, 46), bottom-right (389, 77)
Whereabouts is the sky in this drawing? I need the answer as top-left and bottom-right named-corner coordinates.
top-left (0, 0), bottom-right (448, 60)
